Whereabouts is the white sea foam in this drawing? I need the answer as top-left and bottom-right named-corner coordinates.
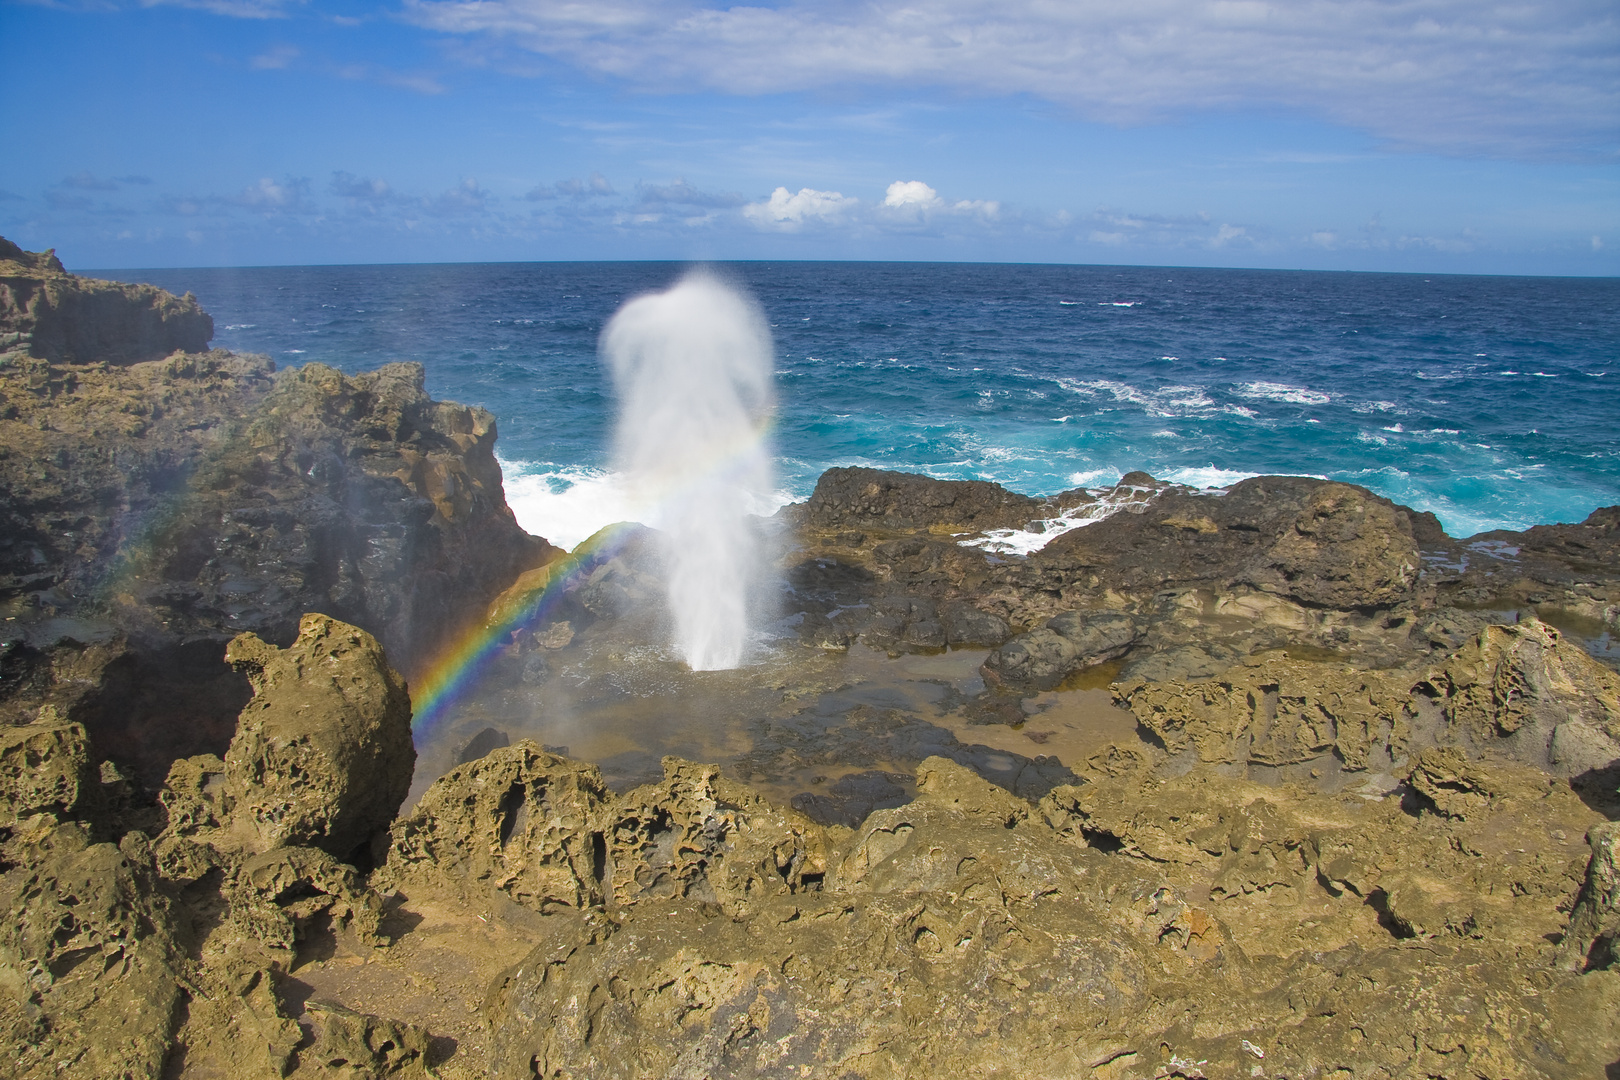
top-left (1054, 378), bottom-right (1215, 417)
top-left (1058, 300), bottom-right (1079, 306)
top-left (961, 486), bottom-right (1138, 556)
top-left (499, 461), bottom-right (642, 551)
top-left (1236, 381), bottom-right (1331, 405)
top-left (1160, 466), bottom-right (1286, 489)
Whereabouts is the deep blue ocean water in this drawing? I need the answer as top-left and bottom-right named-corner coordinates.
top-left (101, 261), bottom-right (1620, 547)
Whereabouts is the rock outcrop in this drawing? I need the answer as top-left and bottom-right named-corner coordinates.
top-left (0, 239), bottom-right (557, 780)
top-left (1, 237), bottom-right (212, 365)
top-left (219, 614), bottom-right (415, 860)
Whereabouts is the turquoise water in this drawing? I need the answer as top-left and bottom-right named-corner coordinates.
top-left (105, 261), bottom-right (1620, 545)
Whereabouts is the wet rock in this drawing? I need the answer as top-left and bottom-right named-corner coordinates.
top-left (222, 614), bottom-right (415, 860)
top-left (939, 599), bottom-right (1010, 647)
top-left (982, 609), bottom-right (1138, 691)
top-left (789, 769), bottom-right (909, 828)
top-left (0, 708), bottom-right (93, 824)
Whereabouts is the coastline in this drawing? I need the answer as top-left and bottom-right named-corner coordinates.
top-left (3, 242), bottom-right (1618, 1078)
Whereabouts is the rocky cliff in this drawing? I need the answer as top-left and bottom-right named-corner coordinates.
top-left (0, 239), bottom-right (557, 780)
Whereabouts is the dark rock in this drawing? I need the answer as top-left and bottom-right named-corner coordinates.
top-left (800, 466), bottom-right (1044, 533)
top-left (982, 610), bottom-right (1138, 691)
top-left (456, 725), bottom-right (511, 764)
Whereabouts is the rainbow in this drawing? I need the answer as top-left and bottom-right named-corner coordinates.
top-left (406, 521), bottom-right (638, 739)
top-left (405, 412), bottom-right (777, 739)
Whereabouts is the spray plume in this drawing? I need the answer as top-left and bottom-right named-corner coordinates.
top-left (600, 271), bottom-right (776, 671)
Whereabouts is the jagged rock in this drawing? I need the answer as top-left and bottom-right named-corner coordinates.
top-left (1422, 619), bottom-right (1620, 773)
top-left (0, 821), bottom-right (184, 1080)
top-left (485, 754), bottom-right (1617, 1079)
top-left (221, 614), bottom-right (415, 860)
top-left (300, 999), bottom-right (435, 1078)
top-left (981, 609), bottom-right (1138, 691)
top-left (1, 236), bottom-right (212, 365)
top-left (1116, 653), bottom-right (1415, 774)
top-left (0, 709), bottom-right (93, 824)
top-left (1560, 821), bottom-right (1620, 971)
top-left (608, 757), bottom-right (827, 915)
top-left (383, 741), bottom-right (612, 912)
top-left (1, 281), bottom-right (555, 778)
top-left (938, 599), bottom-right (1010, 647)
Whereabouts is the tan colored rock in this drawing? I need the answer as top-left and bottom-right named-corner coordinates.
top-left (1245, 481), bottom-right (1420, 609)
top-left (0, 710), bottom-right (93, 825)
top-left (384, 740), bottom-right (612, 912)
top-left (222, 614), bottom-right (415, 859)
top-left (1117, 653), bottom-right (1414, 772)
top-left (1560, 821), bottom-right (1620, 971)
top-left (0, 822), bottom-right (184, 1080)
top-left (607, 757), bottom-right (827, 916)
top-left (299, 999), bottom-right (435, 1078)
top-left (1423, 618), bottom-right (1620, 774)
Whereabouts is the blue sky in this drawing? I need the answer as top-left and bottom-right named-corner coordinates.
top-left (3, 0), bottom-right (1616, 273)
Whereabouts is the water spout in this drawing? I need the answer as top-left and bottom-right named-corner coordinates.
top-left (600, 270), bottom-right (776, 671)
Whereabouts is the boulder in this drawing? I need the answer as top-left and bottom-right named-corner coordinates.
top-left (1421, 618), bottom-right (1620, 774)
top-left (221, 614), bottom-right (415, 860)
top-left (0, 822), bottom-right (185, 1080)
top-left (0, 709), bottom-right (93, 825)
top-left (981, 610), bottom-right (1138, 691)
top-left (1560, 821), bottom-right (1620, 971)
top-left (383, 741), bottom-right (612, 912)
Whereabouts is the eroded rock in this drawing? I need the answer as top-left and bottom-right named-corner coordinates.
top-left (221, 614), bottom-right (415, 860)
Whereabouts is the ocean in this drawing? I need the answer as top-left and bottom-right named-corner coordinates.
top-left (100, 261), bottom-right (1620, 547)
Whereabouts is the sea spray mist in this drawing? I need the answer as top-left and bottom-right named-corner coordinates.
top-left (599, 270), bottom-right (776, 671)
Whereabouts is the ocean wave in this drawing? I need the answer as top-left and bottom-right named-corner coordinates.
top-left (1236, 381), bottom-right (1331, 405)
top-left (1159, 466), bottom-right (1278, 490)
top-left (500, 458), bottom-right (794, 551)
top-left (1054, 378), bottom-right (1216, 417)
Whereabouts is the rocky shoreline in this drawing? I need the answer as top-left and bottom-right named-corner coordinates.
top-left (2, 242), bottom-right (1617, 1078)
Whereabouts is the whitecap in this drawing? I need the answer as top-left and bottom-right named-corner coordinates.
top-left (1151, 430), bottom-right (1178, 438)
top-left (1067, 469), bottom-right (1116, 487)
top-left (286, 349), bottom-right (306, 354)
top-left (1101, 301), bottom-right (1137, 307)
top-left (1236, 381), bottom-right (1331, 405)
top-left (1058, 300), bottom-right (1079, 306)
top-left (1533, 372), bottom-right (1557, 377)
top-left (1161, 466), bottom-right (1282, 489)
top-left (223, 323), bottom-right (256, 330)
top-left (1382, 424), bottom-right (1405, 433)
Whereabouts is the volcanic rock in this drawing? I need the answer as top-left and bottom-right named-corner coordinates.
top-left (982, 609), bottom-right (1139, 691)
top-left (220, 614), bottom-right (415, 860)
top-left (0, 236), bottom-right (211, 365)
top-left (0, 244), bottom-right (557, 778)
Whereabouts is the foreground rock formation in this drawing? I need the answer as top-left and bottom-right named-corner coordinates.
top-left (0, 239), bottom-right (556, 780)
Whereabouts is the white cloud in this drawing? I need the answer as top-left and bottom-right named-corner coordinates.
top-left (743, 186), bottom-right (860, 230)
top-left (883, 180), bottom-right (940, 209)
top-left (250, 43), bottom-right (299, 69)
top-left (400, 0), bottom-right (1619, 160)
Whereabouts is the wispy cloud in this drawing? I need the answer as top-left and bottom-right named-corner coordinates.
top-left (141, 0), bottom-right (304, 18)
top-left (399, 0), bottom-right (1620, 160)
